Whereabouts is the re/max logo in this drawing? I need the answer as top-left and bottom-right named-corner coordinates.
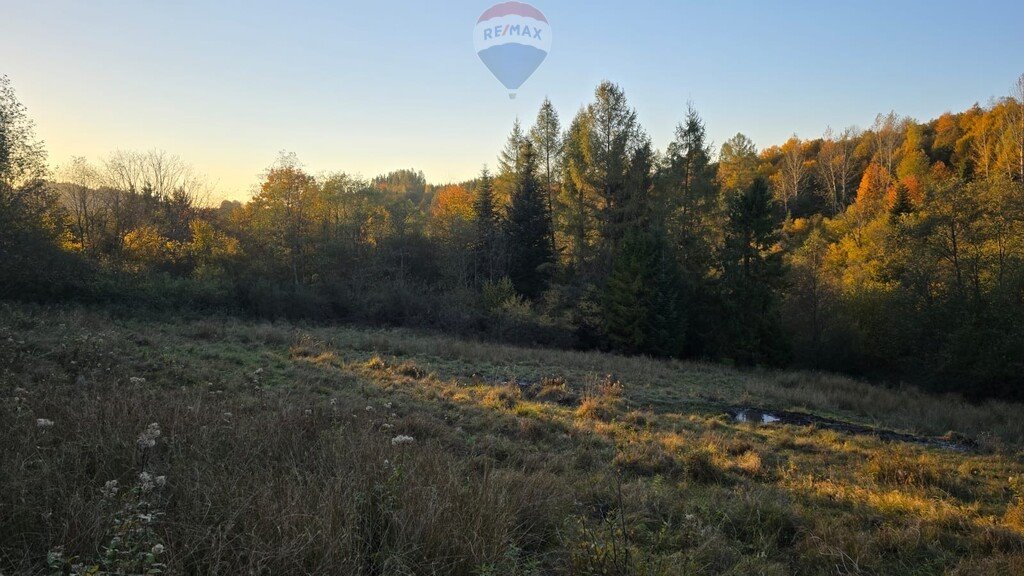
top-left (482, 24), bottom-right (543, 41)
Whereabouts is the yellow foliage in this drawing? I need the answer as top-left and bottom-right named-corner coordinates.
top-left (123, 225), bottom-right (177, 270)
top-left (428, 184), bottom-right (474, 239)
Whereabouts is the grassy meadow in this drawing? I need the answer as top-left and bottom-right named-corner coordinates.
top-left (2, 303), bottom-right (1023, 575)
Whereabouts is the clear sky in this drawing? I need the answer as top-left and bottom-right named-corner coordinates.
top-left (3, 0), bottom-right (1023, 200)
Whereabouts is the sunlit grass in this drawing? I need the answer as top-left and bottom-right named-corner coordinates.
top-left (2, 302), bottom-right (1023, 574)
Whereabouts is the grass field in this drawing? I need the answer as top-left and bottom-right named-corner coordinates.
top-left (2, 303), bottom-right (1023, 575)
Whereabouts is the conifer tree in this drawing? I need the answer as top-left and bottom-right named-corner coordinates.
top-left (473, 166), bottom-right (500, 282)
top-left (602, 135), bottom-right (685, 357)
top-left (603, 227), bottom-right (684, 357)
top-left (718, 177), bottom-right (788, 365)
top-left (530, 98), bottom-right (561, 252)
top-left (588, 81), bottom-right (641, 247)
top-left (660, 104), bottom-right (719, 355)
top-left (496, 119), bottom-right (526, 206)
top-left (559, 108), bottom-right (598, 271)
top-left (505, 140), bottom-right (554, 299)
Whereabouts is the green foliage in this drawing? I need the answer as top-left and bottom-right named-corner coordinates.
top-left (603, 230), bottom-right (684, 357)
top-left (505, 140), bottom-right (554, 299)
top-left (473, 167), bottom-right (501, 282)
top-left (481, 276), bottom-right (518, 311)
top-left (3, 73), bottom-right (1024, 398)
top-left (719, 178), bottom-right (788, 365)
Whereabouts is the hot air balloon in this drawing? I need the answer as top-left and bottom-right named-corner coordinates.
top-left (473, 2), bottom-right (551, 99)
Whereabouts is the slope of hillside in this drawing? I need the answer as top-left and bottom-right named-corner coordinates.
top-left (2, 303), bottom-right (1022, 575)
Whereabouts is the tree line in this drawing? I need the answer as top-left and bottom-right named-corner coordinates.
top-left (2, 75), bottom-right (1022, 399)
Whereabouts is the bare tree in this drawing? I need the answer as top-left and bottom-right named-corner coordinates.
top-left (871, 111), bottom-right (902, 175)
top-left (817, 126), bottom-right (860, 214)
top-left (54, 156), bottom-right (104, 252)
top-left (102, 149), bottom-right (210, 203)
top-left (1010, 74), bottom-right (1024, 180)
top-left (143, 150), bottom-right (210, 205)
top-left (971, 112), bottom-right (998, 180)
top-left (773, 135), bottom-right (805, 212)
top-left (102, 150), bottom-right (145, 193)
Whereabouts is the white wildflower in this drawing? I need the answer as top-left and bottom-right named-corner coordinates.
top-left (101, 480), bottom-right (119, 498)
top-left (138, 472), bottom-right (154, 492)
top-left (155, 475), bottom-right (167, 488)
top-left (384, 402), bottom-right (392, 409)
top-left (381, 423), bottom-right (393, 430)
top-left (390, 435), bottom-right (415, 446)
top-left (137, 422), bottom-right (161, 449)
top-left (36, 418), bottom-right (54, 428)
top-left (151, 543), bottom-right (165, 555)
top-left (365, 405), bottom-right (374, 412)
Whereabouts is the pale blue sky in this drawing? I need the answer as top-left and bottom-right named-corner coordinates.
top-left (3, 0), bottom-right (1022, 200)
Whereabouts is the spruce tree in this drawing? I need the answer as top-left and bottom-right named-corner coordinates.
top-left (663, 104), bottom-right (718, 272)
top-left (602, 134), bottom-right (685, 357)
top-left (660, 104), bottom-right (720, 357)
top-left (719, 177), bottom-right (788, 365)
top-left (473, 166), bottom-right (500, 282)
top-left (505, 140), bottom-right (554, 299)
top-left (603, 228), bottom-right (684, 357)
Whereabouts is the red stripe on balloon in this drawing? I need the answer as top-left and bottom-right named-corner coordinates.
top-left (477, 2), bottom-right (548, 24)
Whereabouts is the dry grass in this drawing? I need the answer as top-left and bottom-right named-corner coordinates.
top-left (2, 302), bottom-right (1024, 575)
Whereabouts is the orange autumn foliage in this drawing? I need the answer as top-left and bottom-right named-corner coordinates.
top-left (855, 162), bottom-right (891, 214)
top-left (429, 184), bottom-right (474, 239)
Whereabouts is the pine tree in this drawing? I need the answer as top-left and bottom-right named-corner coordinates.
top-left (718, 177), bottom-right (788, 365)
top-left (473, 166), bottom-right (500, 282)
top-left (505, 140), bottom-right (554, 299)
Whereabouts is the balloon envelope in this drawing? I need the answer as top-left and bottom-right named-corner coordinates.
top-left (473, 2), bottom-right (551, 92)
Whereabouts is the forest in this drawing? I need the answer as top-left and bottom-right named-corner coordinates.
top-left (2, 74), bottom-right (1022, 400)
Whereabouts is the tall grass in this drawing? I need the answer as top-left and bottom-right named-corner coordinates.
top-left (1, 379), bottom-right (568, 574)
